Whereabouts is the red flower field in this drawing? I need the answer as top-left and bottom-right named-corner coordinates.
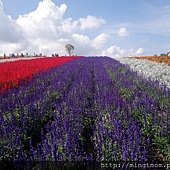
top-left (0, 56), bottom-right (82, 92)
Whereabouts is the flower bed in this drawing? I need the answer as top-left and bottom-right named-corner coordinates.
top-left (0, 57), bottom-right (170, 169)
top-left (133, 56), bottom-right (170, 65)
top-left (0, 56), bottom-right (82, 92)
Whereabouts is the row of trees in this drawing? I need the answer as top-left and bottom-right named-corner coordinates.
top-left (154, 50), bottom-right (170, 56)
top-left (2, 44), bottom-right (74, 58)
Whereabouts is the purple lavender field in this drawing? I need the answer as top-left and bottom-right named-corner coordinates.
top-left (0, 57), bottom-right (170, 169)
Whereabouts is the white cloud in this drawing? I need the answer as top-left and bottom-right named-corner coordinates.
top-left (118, 27), bottom-right (129, 37)
top-left (0, 0), bottom-right (107, 56)
top-left (73, 34), bottom-right (90, 44)
top-left (79, 15), bottom-right (105, 30)
top-left (0, 0), bottom-right (143, 57)
top-left (136, 48), bottom-right (144, 55)
top-left (0, 1), bottom-right (25, 43)
top-left (101, 46), bottom-right (144, 58)
top-left (25, 0), bottom-right (66, 22)
top-left (72, 33), bottom-right (110, 56)
top-left (0, 41), bottom-right (29, 54)
top-left (0, 0), bottom-right (77, 55)
top-left (72, 34), bottom-right (97, 55)
top-left (92, 33), bottom-right (110, 48)
top-left (59, 18), bottom-right (79, 33)
top-left (102, 45), bottom-right (126, 58)
top-left (16, 1), bottom-right (67, 40)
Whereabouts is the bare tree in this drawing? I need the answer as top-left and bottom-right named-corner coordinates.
top-left (65, 44), bottom-right (74, 56)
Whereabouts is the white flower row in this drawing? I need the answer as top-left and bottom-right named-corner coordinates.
top-left (116, 57), bottom-right (170, 88)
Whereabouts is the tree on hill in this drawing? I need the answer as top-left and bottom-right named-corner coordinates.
top-left (65, 44), bottom-right (74, 56)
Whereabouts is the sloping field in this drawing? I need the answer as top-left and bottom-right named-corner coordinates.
top-left (0, 57), bottom-right (170, 169)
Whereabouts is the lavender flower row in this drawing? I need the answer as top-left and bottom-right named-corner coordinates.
top-left (0, 59), bottom-right (83, 163)
top-left (29, 58), bottom-right (97, 163)
top-left (104, 58), bottom-right (170, 160)
top-left (0, 57), bottom-right (170, 169)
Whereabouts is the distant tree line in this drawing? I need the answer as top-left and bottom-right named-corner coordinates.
top-left (154, 50), bottom-right (170, 56)
top-left (2, 44), bottom-right (76, 58)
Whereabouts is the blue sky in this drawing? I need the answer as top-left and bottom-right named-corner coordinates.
top-left (0, 0), bottom-right (170, 57)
